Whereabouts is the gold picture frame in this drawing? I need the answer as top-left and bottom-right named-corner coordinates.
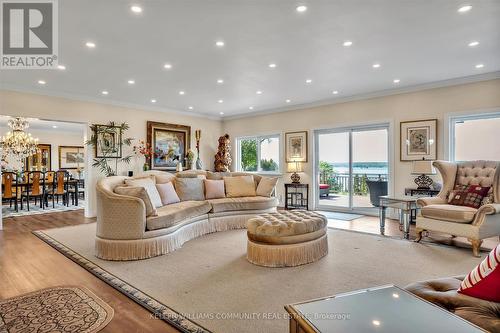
top-left (400, 119), bottom-right (437, 161)
top-left (147, 121), bottom-right (191, 170)
top-left (59, 146), bottom-right (85, 169)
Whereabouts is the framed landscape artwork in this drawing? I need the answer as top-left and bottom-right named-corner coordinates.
top-left (147, 121), bottom-right (191, 170)
top-left (94, 124), bottom-right (122, 158)
top-left (59, 146), bottom-right (85, 169)
top-left (25, 144), bottom-right (51, 171)
top-left (400, 119), bottom-right (437, 161)
top-left (285, 131), bottom-right (308, 162)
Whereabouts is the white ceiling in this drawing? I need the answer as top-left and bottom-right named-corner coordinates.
top-left (1, 0), bottom-right (499, 118)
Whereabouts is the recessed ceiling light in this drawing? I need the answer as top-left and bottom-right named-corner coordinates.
top-left (127, 79), bottom-right (135, 84)
top-left (305, 79), bottom-right (312, 84)
top-left (52, 125), bottom-right (58, 129)
top-left (296, 5), bottom-right (307, 12)
top-left (393, 79), bottom-right (400, 83)
top-left (372, 63), bottom-right (381, 68)
top-left (468, 41), bottom-right (479, 47)
top-left (37, 80), bottom-right (46, 85)
top-left (457, 5), bottom-right (472, 13)
top-left (179, 90), bottom-right (185, 95)
top-left (163, 63), bottom-right (172, 69)
top-left (343, 40), bottom-right (353, 47)
top-left (332, 90), bottom-right (339, 94)
top-left (215, 40), bottom-right (225, 47)
top-left (85, 41), bottom-right (96, 48)
top-left (130, 5), bottom-right (142, 13)
top-left (268, 63), bottom-right (277, 68)
top-left (57, 64), bottom-right (66, 70)
top-left (372, 320), bottom-right (381, 326)
top-left (101, 90), bottom-right (109, 95)
top-left (249, 106), bottom-right (254, 110)
top-left (217, 79), bottom-right (224, 84)
top-left (188, 106), bottom-right (194, 110)
top-left (285, 99), bottom-right (291, 103)
top-left (219, 111), bottom-right (224, 115)
top-left (392, 293), bottom-right (400, 298)
top-left (218, 99), bottom-right (224, 103)
top-left (151, 99), bottom-right (157, 103)
top-left (256, 90), bottom-right (263, 95)
top-left (475, 63), bottom-right (484, 69)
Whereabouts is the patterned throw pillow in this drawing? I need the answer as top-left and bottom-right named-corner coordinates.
top-left (458, 244), bottom-right (500, 302)
top-left (448, 185), bottom-right (491, 208)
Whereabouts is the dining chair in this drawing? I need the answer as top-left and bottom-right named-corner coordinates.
top-left (21, 171), bottom-right (45, 211)
top-left (2, 172), bottom-right (19, 212)
top-left (46, 170), bottom-right (69, 208)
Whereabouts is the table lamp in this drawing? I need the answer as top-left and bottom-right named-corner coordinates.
top-left (288, 160), bottom-right (303, 184)
top-left (412, 159), bottom-right (435, 189)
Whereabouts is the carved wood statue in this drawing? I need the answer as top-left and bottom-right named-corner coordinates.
top-left (214, 134), bottom-right (232, 172)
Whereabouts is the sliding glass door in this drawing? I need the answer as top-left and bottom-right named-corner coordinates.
top-left (315, 124), bottom-right (389, 213)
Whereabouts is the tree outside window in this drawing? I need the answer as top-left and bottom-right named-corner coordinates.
top-left (238, 135), bottom-right (280, 172)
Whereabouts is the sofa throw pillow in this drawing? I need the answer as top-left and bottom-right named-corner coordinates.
top-left (204, 179), bottom-right (225, 199)
top-left (156, 182), bottom-right (181, 205)
top-left (256, 176), bottom-right (278, 197)
top-left (125, 177), bottom-right (163, 208)
top-left (448, 184), bottom-right (491, 209)
top-left (224, 175), bottom-right (256, 198)
top-left (175, 177), bottom-right (205, 201)
top-left (458, 244), bottom-right (500, 302)
top-left (114, 186), bottom-right (157, 217)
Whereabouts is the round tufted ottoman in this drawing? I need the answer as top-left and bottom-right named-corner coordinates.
top-left (246, 210), bottom-right (328, 267)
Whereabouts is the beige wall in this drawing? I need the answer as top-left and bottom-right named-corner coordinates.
top-left (222, 79), bottom-right (500, 209)
top-left (0, 90), bottom-right (222, 217)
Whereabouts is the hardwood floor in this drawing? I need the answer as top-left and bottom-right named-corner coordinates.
top-left (0, 210), bottom-right (179, 333)
top-left (1, 209), bottom-right (497, 333)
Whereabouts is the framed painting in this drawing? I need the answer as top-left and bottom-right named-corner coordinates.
top-left (285, 131), bottom-right (308, 162)
top-left (400, 119), bottom-right (437, 161)
top-left (25, 144), bottom-right (51, 171)
top-left (147, 121), bottom-right (191, 170)
top-left (59, 146), bottom-right (84, 169)
top-left (94, 124), bottom-right (122, 158)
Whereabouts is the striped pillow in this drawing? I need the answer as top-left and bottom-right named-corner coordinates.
top-left (458, 244), bottom-right (500, 302)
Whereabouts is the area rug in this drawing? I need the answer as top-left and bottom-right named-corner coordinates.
top-left (2, 200), bottom-right (85, 218)
top-left (34, 224), bottom-right (482, 333)
top-left (0, 286), bottom-right (113, 333)
top-left (317, 210), bottom-right (364, 221)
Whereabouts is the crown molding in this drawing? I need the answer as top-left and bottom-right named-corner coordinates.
top-left (223, 71), bottom-right (500, 121)
top-left (0, 84), bottom-right (221, 121)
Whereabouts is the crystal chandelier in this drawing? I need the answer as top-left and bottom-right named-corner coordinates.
top-left (0, 117), bottom-right (39, 162)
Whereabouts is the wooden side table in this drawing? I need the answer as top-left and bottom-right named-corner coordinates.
top-left (285, 183), bottom-right (309, 210)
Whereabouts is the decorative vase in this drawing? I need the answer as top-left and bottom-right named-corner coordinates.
top-left (190, 161), bottom-right (196, 170)
top-left (143, 162), bottom-right (149, 171)
top-left (176, 162), bottom-right (183, 172)
top-left (195, 157), bottom-right (203, 170)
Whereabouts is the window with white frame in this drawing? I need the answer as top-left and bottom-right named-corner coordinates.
top-left (237, 134), bottom-right (280, 173)
top-left (450, 112), bottom-right (500, 161)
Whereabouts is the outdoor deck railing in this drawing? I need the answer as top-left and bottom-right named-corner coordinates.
top-left (319, 172), bottom-right (388, 195)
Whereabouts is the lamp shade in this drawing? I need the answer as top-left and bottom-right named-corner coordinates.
top-left (287, 161), bottom-right (303, 173)
top-left (412, 160), bottom-right (435, 175)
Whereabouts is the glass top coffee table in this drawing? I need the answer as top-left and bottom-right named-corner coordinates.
top-left (285, 285), bottom-right (484, 332)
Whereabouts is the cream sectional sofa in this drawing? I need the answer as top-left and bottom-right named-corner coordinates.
top-left (95, 170), bottom-right (278, 260)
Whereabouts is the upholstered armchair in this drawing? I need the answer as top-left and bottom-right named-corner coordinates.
top-left (415, 160), bottom-right (500, 257)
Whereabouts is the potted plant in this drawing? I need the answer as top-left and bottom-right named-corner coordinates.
top-left (186, 149), bottom-right (195, 170)
top-left (133, 140), bottom-right (154, 171)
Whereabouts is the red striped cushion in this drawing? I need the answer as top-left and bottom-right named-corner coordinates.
top-left (458, 244), bottom-right (500, 302)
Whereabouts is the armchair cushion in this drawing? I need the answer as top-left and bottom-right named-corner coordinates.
top-left (417, 196), bottom-right (447, 207)
top-left (448, 184), bottom-right (491, 208)
top-left (421, 204), bottom-right (477, 223)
